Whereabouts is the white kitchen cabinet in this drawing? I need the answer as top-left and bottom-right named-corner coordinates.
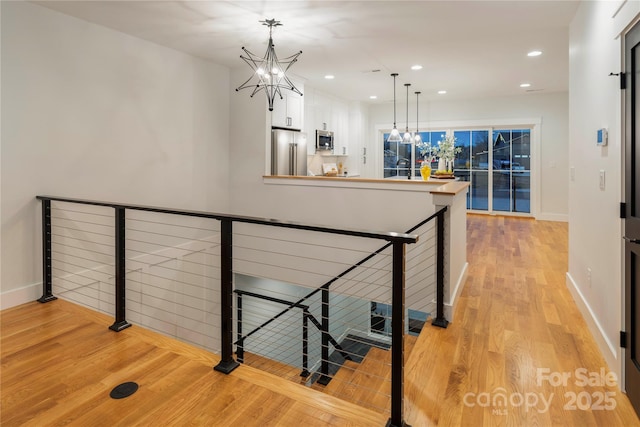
top-left (272, 92), bottom-right (304, 130)
top-left (332, 102), bottom-right (349, 155)
top-left (314, 93), bottom-right (331, 132)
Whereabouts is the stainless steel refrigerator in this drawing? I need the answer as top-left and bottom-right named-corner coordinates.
top-left (271, 129), bottom-right (307, 176)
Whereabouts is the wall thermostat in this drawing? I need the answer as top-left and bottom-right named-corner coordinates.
top-left (597, 128), bottom-right (608, 146)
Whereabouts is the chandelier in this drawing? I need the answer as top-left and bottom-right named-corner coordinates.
top-left (236, 19), bottom-right (303, 111)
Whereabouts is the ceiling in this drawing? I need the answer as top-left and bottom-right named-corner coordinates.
top-left (34, 0), bottom-right (580, 104)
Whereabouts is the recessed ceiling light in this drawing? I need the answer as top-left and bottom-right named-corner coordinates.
top-left (438, 90), bottom-right (447, 95)
top-left (411, 65), bottom-right (423, 70)
top-left (369, 95), bottom-right (378, 99)
top-left (520, 83), bottom-right (531, 88)
top-left (324, 75), bottom-right (335, 79)
top-left (527, 50), bottom-right (542, 57)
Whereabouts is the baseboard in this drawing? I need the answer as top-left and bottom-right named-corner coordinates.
top-left (444, 262), bottom-right (469, 323)
top-left (1, 282), bottom-right (42, 310)
top-left (565, 272), bottom-right (620, 379)
top-left (537, 212), bottom-right (568, 222)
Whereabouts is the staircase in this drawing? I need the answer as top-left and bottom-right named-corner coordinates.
top-left (246, 334), bottom-right (420, 414)
top-left (316, 334), bottom-right (419, 414)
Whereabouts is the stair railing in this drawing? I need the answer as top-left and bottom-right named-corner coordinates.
top-left (234, 206), bottom-right (449, 425)
top-left (234, 289), bottom-right (352, 379)
top-left (237, 206), bottom-right (449, 349)
top-left (37, 196), bottom-right (456, 426)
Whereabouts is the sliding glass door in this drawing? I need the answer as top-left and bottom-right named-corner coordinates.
top-left (492, 129), bottom-right (531, 213)
top-left (454, 128), bottom-right (531, 214)
top-left (454, 130), bottom-right (490, 211)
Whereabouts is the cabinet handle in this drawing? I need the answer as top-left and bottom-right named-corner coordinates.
top-left (287, 117), bottom-right (292, 127)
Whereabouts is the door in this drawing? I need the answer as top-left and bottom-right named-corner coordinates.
top-left (624, 20), bottom-right (640, 415)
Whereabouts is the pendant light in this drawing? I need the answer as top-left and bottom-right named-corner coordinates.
top-left (387, 73), bottom-right (402, 143)
top-left (236, 19), bottom-right (303, 111)
top-left (414, 91), bottom-right (422, 143)
top-left (402, 83), bottom-right (413, 143)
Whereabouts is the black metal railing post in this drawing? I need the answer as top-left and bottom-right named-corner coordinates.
top-left (301, 309), bottom-right (310, 377)
top-left (214, 219), bottom-right (240, 374)
top-left (387, 241), bottom-right (408, 427)
top-left (317, 287), bottom-right (331, 385)
top-left (236, 293), bottom-right (244, 363)
top-left (432, 208), bottom-right (449, 328)
top-left (38, 199), bottom-right (57, 303)
top-left (109, 207), bottom-right (131, 331)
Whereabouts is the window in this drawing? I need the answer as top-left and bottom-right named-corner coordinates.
top-left (383, 134), bottom-right (412, 178)
top-left (381, 125), bottom-right (533, 215)
top-left (382, 131), bottom-right (445, 178)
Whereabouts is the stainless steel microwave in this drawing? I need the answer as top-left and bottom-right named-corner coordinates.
top-left (316, 130), bottom-right (334, 151)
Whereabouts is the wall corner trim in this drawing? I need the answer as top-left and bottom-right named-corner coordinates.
top-left (443, 261), bottom-right (469, 323)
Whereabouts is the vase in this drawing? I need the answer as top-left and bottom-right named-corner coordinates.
top-left (420, 163), bottom-right (431, 181)
top-left (438, 158), bottom-right (446, 172)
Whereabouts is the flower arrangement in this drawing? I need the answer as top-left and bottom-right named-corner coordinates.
top-left (434, 134), bottom-right (461, 172)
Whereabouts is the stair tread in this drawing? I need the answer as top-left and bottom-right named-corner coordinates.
top-left (318, 334), bottom-right (421, 413)
top-left (322, 359), bottom-right (360, 392)
top-left (241, 352), bottom-right (306, 384)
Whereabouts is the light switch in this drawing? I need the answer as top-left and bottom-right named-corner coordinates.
top-left (599, 170), bottom-right (605, 190)
top-left (570, 167), bottom-right (575, 181)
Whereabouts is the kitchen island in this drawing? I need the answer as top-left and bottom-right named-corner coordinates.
top-left (264, 174), bottom-right (468, 195)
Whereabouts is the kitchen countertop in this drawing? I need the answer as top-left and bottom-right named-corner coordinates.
top-left (264, 175), bottom-right (470, 196)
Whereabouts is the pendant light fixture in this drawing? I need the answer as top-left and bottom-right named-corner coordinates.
top-left (236, 19), bottom-right (302, 111)
top-left (414, 91), bottom-right (422, 143)
top-left (402, 83), bottom-right (413, 143)
top-left (387, 73), bottom-right (402, 143)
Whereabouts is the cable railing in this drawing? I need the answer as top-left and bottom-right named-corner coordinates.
top-left (232, 207), bottom-right (448, 415)
top-left (36, 195), bottom-right (424, 427)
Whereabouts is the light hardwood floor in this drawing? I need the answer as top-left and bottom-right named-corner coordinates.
top-left (2, 214), bottom-right (640, 426)
top-left (403, 215), bottom-right (640, 426)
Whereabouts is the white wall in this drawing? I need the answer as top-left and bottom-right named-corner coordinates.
top-left (0, 2), bottom-right (230, 306)
top-left (567, 0), bottom-right (639, 381)
top-left (368, 92), bottom-right (569, 220)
